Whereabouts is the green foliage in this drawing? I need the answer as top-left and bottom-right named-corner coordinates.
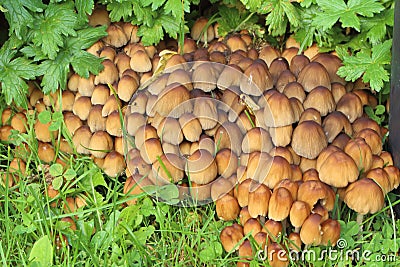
top-left (100, 0), bottom-right (193, 45)
top-left (0, 1), bottom-right (106, 107)
top-left (28, 235), bottom-right (53, 266)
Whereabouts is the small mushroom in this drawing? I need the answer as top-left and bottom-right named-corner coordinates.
top-left (336, 93), bottom-right (363, 123)
top-left (94, 59), bottom-right (119, 85)
top-left (317, 151), bottom-right (359, 188)
top-left (344, 178), bottom-right (385, 225)
top-left (186, 149), bottom-right (218, 184)
top-left (268, 187), bottom-right (293, 222)
top-left (290, 200), bottom-right (311, 233)
top-left (300, 214), bottom-right (322, 246)
top-left (102, 151), bottom-right (126, 177)
top-left (344, 137), bottom-right (373, 172)
top-left (303, 86), bottom-right (336, 116)
top-left (297, 62), bottom-right (331, 92)
top-left (248, 182), bottom-right (271, 218)
top-left (88, 131), bottom-right (113, 158)
top-left (291, 121), bottom-right (328, 159)
top-left (220, 224), bottom-right (244, 252)
top-left (216, 194), bottom-right (240, 221)
top-left (87, 105), bottom-right (107, 132)
top-left (191, 17), bottom-right (214, 43)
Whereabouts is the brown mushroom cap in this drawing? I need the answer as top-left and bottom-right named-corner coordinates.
top-left (312, 53), bottom-right (345, 85)
top-left (152, 153), bottom-right (185, 183)
top-left (283, 82), bottom-right (306, 102)
top-left (268, 187), bottom-right (293, 221)
top-left (352, 117), bottom-right (382, 137)
top-left (243, 218), bottom-right (262, 238)
top-left (344, 137), bottom-right (373, 172)
top-left (72, 125), bottom-right (92, 155)
top-left (297, 62), bottom-right (331, 92)
top-left (291, 120), bottom-right (328, 159)
top-left (241, 127), bottom-right (273, 153)
top-left (220, 224), bottom-right (244, 252)
top-left (259, 45), bottom-right (280, 67)
top-left (241, 61), bottom-right (273, 96)
top-left (103, 24), bottom-right (128, 47)
top-left (365, 168), bottom-right (392, 194)
top-left (210, 176), bottom-right (234, 201)
top-left (154, 83), bottom-right (191, 117)
top-left (269, 125), bottom-right (293, 147)
top-left (344, 178), bottom-right (385, 215)
top-left (191, 17), bottom-right (214, 43)
top-left (216, 194), bottom-right (240, 221)
top-left (88, 131), bottom-right (113, 158)
top-left (88, 8), bottom-right (110, 27)
top-left (192, 62), bottom-right (219, 92)
top-left (290, 200), bottom-right (311, 230)
top-left (290, 54), bottom-right (310, 78)
top-left (354, 128), bottom-right (382, 155)
top-left (38, 142), bottom-right (55, 163)
top-left (297, 180), bottom-right (328, 209)
top-left (130, 50), bottom-right (152, 73)
top-left (102, 151), bottom-right (126, 177)
top-left (186, 149), bottom-right (218, 184)
top-left (179, 113), bottom-right (203, 142)
top-left (299, 108), bottom-right (321, 125)
top-left (264, 92), bottom-right (295, 127)
top-left (215, 148), bottom-right (238, 178)
top-left (336, 93), bottom-right (363, 123)
top-left (156, 117), bottom-right (183, 146)
top-left (94, 59), bottom-right (119, 85)
top-left (300, 214), bottom-right (322, 246)
top-left (317, 150), bottom-right (359, 188)
top-left (303, 86), bottom-right (336, 116)
top-left (322, 111), bottom-right (353, 142)
top-left (248, 182), bottom-right (271, 218)
top-left (138, 136), bottom-right (163, 164)
top-left (321, 219), bottom-right (341, 246)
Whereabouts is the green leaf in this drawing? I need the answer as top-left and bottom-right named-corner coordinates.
top-left (314, 0), bottom-right (384, 32)
top-left (134, 226), bottom-right (155, 245)
top-left (0, 51), bottom-right (37, 107)
top-left (2, 0), bottom-right (46, 39)
top-left (199, 241), bottom-right (223, 262)
top-left (67, 26), bottom-right (108, 50)
top-left (28, 235), bottom-right (53, 266)
top-left (49, 163), bottom-right (64, 177)
top-left (240, 0), bottom-right (261, 12)
top-left (164, 0), bottom-right (182, 18)
top-left (31, 3), bottom-right (78, 59)
top-left (71, 50), bottom-right (104, 78)
top-left (75, 0), bottom-right (94, 21)
top-left (337, 40), bottom-right (392, 92)
top-left (107, 0), bottom-right (133, 22)
top-left (91, 171), bottom-right (108, 188)
top-left (52, 176), bottom-right (63, 190)
top-left (38, 50), bottom-right (70, 94)
top-left (261, 0), bottom-right (300, 36)
top-left (64, 168), bottom-right (76, 181)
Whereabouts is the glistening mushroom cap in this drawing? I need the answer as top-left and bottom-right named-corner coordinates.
top-left (344, 178), bottom-right (384, 215)
top-left (291, 120), bottom-right (328, 159)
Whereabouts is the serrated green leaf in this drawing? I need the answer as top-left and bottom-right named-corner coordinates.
top-left (240, 0), bottom-right (261, 12)
top-left (49, 163), bottom-right (64, 177)
top-left (0, 54), bottom-right (37, 107)
top-left (337, 40), bottom-right (391, 92)
top-left (67, 26), bottom-right (108, 50)
top-left (314, 0), bottom-right (384, 32)
top-left (71, 51), bottom-right (104, 78)
top-left (38, 50), bottom-right (70, 94)
top-left (164, 0), bottom-right (182, 18)
top-left (107, 0), bottom-right (133, 22)
top-left (137, 21), bottom-right (163, 45)
top-left (261, 0), bottom-right (300, 36)
top-left (31, 3), bottom-right (78, 59)
top-left (75, 0), bottom-right (94, 21)
top-left (2, 0), bottom-right (46, 39)
top-left (28, 235), bottom-right (53, 266)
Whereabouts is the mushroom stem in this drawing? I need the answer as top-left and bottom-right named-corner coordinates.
top-left (259, 216), bottom-right (266, 225)
top-left (356, 213), bottom-right (364, 232)
top-left (294, 226), bottom-right (301, 233)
